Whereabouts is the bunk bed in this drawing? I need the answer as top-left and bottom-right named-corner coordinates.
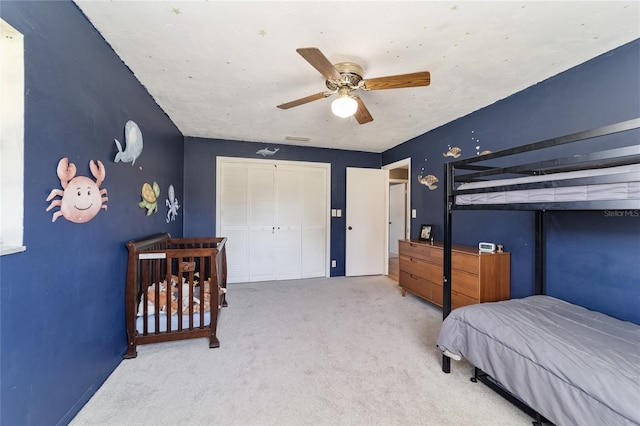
top-left (436, 118), bottom-right (640, 426)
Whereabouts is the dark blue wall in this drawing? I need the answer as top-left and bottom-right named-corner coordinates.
top-left (383, 39), bottom-right (640, 322)
top-left (183, 138), bottom-right (380, 276)
top-left (1, 2), bottom-right (638, 424)
top-left (0, 2), bottom-right (184, 425)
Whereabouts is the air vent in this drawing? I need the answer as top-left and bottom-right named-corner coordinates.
top-left (285, 135), bottom-right (310, 142)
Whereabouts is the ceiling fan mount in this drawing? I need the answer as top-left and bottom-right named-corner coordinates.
top-left (325, 62), bottom-right (364, 92)
top-left (277, 47), bottom-right (430, 125)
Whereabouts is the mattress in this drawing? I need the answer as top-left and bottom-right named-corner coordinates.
top-left (136, 311), bottom-right (211, 334)
top-left (455, 164), bottom-right (640, 205)
top-left (436, 295), bottom-right (640, 426)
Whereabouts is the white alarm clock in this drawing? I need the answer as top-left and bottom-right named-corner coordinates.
top-left (478, 242), bottom-right (496, 253)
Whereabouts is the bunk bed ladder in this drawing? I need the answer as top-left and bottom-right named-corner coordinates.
top-left (442, 161), bottom-right (454, 373)
top-left (534, 211), bottom-right (545, 295)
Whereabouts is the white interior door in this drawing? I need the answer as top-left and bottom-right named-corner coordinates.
top-left (389, 183), bottom-right (406, 255)
top-left (345, 167), bottom-right (389, 276)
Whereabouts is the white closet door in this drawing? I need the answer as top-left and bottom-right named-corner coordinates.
top-left (220, 163), bottom-right (250, 283)
top-left (218, 157), bottom-right (329, 283)
top-left (276, 166), bottom-right (302, 280)
top-left (249, 165), bottom-right (276, 281)
top-left (302, 167), bottom-right (327, 277)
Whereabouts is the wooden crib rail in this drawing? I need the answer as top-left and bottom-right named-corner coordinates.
top-left (126, 232), bottom-right (171, 252)
top-left (124, 234), bottom-right (228, 359)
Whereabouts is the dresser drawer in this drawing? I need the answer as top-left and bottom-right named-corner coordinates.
top-left (399, 271), bottom-right (430, 300)
top-left (431, 283), bottom-right (443, 307)
top-left (399, 256), bottom-right (431, 279)
top-left (452, 252), bottom-right (479, 275)
top-left (452, 290), bottom-right (476, 310)
top-left (431, 285), bottom-right (476, 309)
top-left (426, 246), bottom-right (443, 265)
top-left (399, 240), bottom-right (431, 261)
top-left (452, 270), bottom-right (479, 299)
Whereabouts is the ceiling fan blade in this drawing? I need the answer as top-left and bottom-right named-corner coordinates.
top-left (362, 71), bottom-right (431, 90)
top-left (277, 92), bottom-right (332, 110)
top-left (296, 47), bottom-right (342, 81)
top-left (353, 95), bottom-right (373, 124)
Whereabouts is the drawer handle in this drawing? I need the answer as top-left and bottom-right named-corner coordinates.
top-left (410, 257), bottom-right (418, 262)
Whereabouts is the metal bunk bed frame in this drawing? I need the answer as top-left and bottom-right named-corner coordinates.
top-left (441, 117), bottom-right (640, 423)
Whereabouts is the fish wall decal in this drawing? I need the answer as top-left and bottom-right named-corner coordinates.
top-left (114, 120), bottom-right (144, 165)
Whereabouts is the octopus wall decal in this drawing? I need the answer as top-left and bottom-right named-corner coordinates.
top-left (165, 184), bottom-right (180, 223)
top-left (46, 157), bottom-right (108, 223)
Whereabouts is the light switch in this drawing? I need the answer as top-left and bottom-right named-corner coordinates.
top-left (331, 209), bottom-right (337, 217)
top-left (337, 209), bottom-right (342, 217)
top-left (412, 209), bottom-right (417, 218)
top-left (331, 260), bottom-right (337, 268)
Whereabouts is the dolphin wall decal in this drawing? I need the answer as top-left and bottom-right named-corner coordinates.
top-left (256, 147), bottom-right (280, 157)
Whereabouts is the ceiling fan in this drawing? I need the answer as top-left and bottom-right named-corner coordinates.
top-left (277, 47), bottom-right (431, 124)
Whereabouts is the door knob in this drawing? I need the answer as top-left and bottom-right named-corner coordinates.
top-left (348, 226), bottom-right (353, 230)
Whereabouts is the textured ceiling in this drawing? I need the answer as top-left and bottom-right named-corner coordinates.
top-left (74, 1), bottom-right (639, 153)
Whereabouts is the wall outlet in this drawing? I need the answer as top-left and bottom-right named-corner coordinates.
top-left (331, 260), bottom-right (337, 268)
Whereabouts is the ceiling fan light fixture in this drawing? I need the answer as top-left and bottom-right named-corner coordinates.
top-left (331, 92), bottom-right (358, 118)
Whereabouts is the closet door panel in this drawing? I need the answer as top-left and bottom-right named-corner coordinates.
top-left (276, 167), bottom-right (302, 279)
top-left (302, 168), bottom-right (327, 277)
top-left (220, 163), bottom-right (249, 283)
top-left (302, 228), bottom-right (326, 277)
top-left (224, 229), bottom-right (249, 283)
top-left (249, 166), bottom-right (276, 281)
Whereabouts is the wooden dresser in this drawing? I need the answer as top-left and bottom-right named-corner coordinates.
top-left (398, 239), bottom-right (510, 309)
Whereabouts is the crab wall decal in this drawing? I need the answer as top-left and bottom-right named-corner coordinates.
top-left (46, 157), bottom-right (108, 223)
top-left (139, 181), bottom-right (160, 216)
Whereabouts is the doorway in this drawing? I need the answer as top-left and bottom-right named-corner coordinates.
top-left (382, 158), bottom-right (411, 281)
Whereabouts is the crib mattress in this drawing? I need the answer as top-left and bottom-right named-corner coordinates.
top-left (136, 311), bottom-right (211, 334)
top-left (455, 164), bottom-right (640, 205)
top-left (436, 295), bottom-right (640, 426)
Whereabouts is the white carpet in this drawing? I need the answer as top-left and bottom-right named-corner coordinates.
top-left (71, 276), bottom-right (531, 425)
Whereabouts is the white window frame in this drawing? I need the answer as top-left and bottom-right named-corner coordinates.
top-left (0, 19), bottom-right (26, 255)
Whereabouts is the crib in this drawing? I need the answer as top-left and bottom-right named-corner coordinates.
top-left (124, 233), bottom-right (228, 358)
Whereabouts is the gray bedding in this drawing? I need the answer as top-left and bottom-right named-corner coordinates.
top-left (436, 295), bottom-right (640, 426)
